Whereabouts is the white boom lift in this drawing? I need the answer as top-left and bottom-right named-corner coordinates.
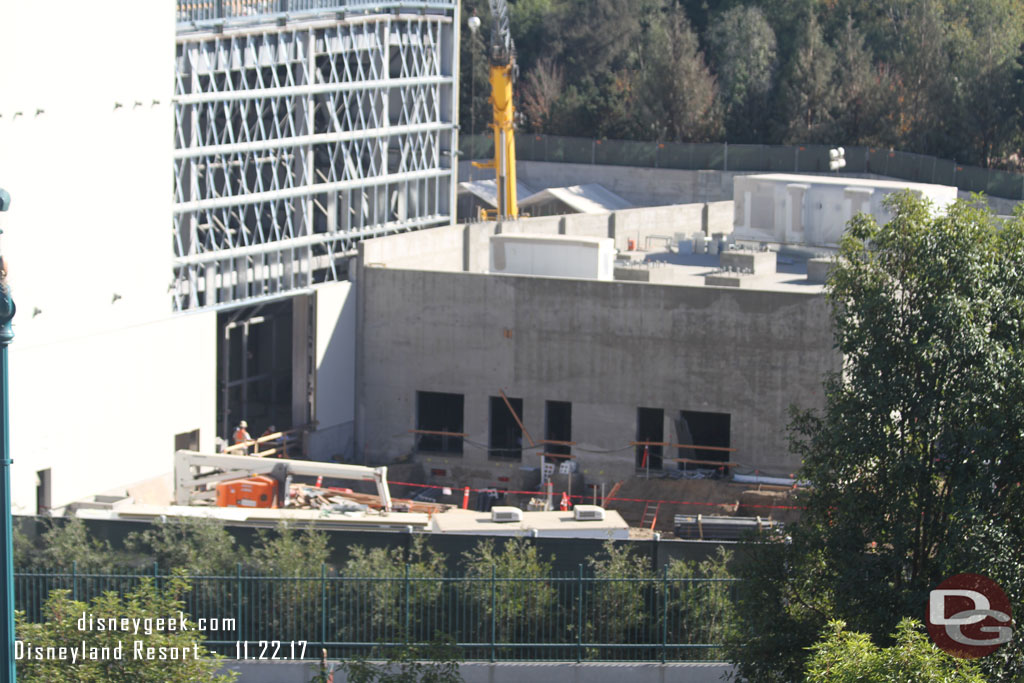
top-left (174, 450), bottom-right (393, 512)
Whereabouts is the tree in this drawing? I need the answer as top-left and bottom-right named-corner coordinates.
top-left (28, 518), bottom-right (130, 572)
top-left (730, 193), bottom-right (1024, 681)
top-left (639, 3), bottom-right (721, 142)
top-left (830, 14), bottom-right (898, 149)
top-left (804, 619), bottom-right (985, 682)
top-left (584, 540), bottom-right (652, 656)
top-left (125, 517), bottom-right (239, 576)
top-left (16, 574), bottom-right (236, 683)
top-left (339, 537), bottom-right (447, 643)
top-left (778, 11), bottom-right (836, 143)
top-left (519, 57), bottom-right (565, 133)
top-left (706, 5), bottom-right (779, 143)
top-left (461, 538), bottom-right (556, 650)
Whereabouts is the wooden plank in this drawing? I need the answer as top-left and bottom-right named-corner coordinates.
top-left (499, 389), bottom-right (535, 447)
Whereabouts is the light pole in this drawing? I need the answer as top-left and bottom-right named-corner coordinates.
top-left (0, 186), bottom-right (15, 683)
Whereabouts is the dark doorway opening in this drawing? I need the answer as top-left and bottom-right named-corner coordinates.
top-left (217, 300), bottom-right (295, 444)
top-left (489, 396), bottom-right (523, 460)
top-left (636, 407), bottom-right (664, 469)
top-left (545, 400), bottom-right (572, 456)
top-left (416, 391), bottom-right (464, 454)
top-left (677, 410), bottom-right (731, 464)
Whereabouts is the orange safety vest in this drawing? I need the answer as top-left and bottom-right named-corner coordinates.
top-left (233, 427), bottom-right (251, 444)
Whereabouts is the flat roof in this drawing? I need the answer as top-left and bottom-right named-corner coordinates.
top-left (430, 508), bottom-right (629, 539)
top-left (615, 249), bottom-right (826, 294)
top-left (744, 173), bottom-right (955, 193)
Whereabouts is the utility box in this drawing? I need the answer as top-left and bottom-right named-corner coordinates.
top-left (490, 234), bottom-right (615, 280)
top-left (216, 476), bottom-right (278, 508)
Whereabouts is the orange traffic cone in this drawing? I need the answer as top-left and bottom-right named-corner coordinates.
top-left (559, 491), bottom-right (570, 511)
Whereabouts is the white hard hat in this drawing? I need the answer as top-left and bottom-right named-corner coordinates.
top-left (239, 420), bottom-right (247, 428)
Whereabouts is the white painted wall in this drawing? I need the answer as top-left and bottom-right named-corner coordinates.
top-left (733, 174), bottom-right (958, 247)
top-left (490, 235), bottom-right (614, 280)
top-left (0, 0), bottom-right (216, 511)
top-left (308, 282), bottom-right (356, 461)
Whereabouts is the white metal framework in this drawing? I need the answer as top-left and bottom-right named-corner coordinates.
top-left (173, 3), bottom-right (458, 310)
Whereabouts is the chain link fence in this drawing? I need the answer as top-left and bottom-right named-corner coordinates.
top-left (462, 134), bottom-right (1024, 201)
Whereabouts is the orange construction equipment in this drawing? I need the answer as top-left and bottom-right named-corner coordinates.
top-left (559, 491), bottom-right (571, 511)
top-left (462, 486), bottom-right (471, 510)
top-left (216, 475), bottom-right (278, 508)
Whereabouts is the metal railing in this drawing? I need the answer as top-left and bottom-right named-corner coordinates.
top-left (15, 566), bottom-right (737, 662)
top-left (177, 0), bottom-right (457, 28)
top-left (461, 134), bottom-right (1024, 202)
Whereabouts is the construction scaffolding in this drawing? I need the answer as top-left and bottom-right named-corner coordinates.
top-left (173, 1), bottom-right (458, 310)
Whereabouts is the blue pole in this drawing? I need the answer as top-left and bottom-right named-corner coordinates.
top-left (0, 186), bottom-right (17, 683)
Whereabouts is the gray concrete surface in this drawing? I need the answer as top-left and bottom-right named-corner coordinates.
top-left (220, 659), bottom-right (735, 683)
top-left (355, 266), bottom-right (838, 487)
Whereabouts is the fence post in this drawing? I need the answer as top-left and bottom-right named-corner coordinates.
top-left (576, 564), bottom-right (583, 663)
top-left (489, 565), bottom-right (496, 662)
top-left (72, 561), bottom-right (77, 601)
top-left (321, 563), bottom-right (327, 652)
top-left (236, 563), bottom-right (243, 643)
top-left (661, 565), bottom-right (668, 664)
top-left (404, 563), bottom-right (411, 647)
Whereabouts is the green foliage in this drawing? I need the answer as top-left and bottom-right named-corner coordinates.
top-left (665, 546), bottom-right (735, 648)
top-left (705, 5), bottom-right (778, 142)
top-left (125, 517), bottom-right (239, 576)
top-left (584, 540), bottom-right (652, 649)
top-left (459, 0), bottom-right (1024, 167)
top-left (804, 619), bottom-right (986, 682)
top-left (248, 522), bottom-right (330, 576)
top-left (16, 573), bottom-right (236, 683)
top-left (339, 639), bottom-right (463, 683)
top-left (730, 192), bottom-right (1024, 681)
top-left (462, 538), bottom-right (556, 646)
top-left (340, 537), bottom-right (447, 639)
top-left (27, 518), bottom-right (130, 572)
top-left (639, 4), bottom-right (720, 142)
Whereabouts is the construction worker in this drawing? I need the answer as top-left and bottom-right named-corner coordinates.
top-left (233, 420), bottom-right (252, 454)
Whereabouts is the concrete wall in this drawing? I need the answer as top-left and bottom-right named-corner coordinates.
top-left (0, 0), bottom-right (221, 511)
top-left (309, 281), bottom-right (357, 461)
top-left (469, 161), bottom-right (742, 206)
top-left (357, 269), bottom-right (838, 484)
top-left (360, 222), bottom-right (466, 271)
top-left (221, 660), bottom-right (734, 683)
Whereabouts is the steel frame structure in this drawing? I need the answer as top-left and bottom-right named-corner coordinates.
top-left (173, 2), bottom-right (458, 310)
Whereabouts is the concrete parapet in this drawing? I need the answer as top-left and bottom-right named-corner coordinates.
top-left (719, 249), bottom-right (777, 274)
top-left (705, 200), bottom-right (734, 235)
top-left (703, 272), bottom-right (757, 288)
top-left (807, 257), bottom-right (835, 284)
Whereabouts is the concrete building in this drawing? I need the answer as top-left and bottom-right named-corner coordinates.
top-left (0, 0), bottom-right (459, 513)
top-left (353, 208), bottom-right (840, 497)
top-left (718, 174), bottom-right (954, 249)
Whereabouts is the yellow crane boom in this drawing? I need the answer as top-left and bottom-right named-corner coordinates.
top-left (471, 0), bottom-right (519, 219)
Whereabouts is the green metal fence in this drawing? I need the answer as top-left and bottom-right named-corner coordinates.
top-left (461, 134), bottom-right (1024, 201)
top-left (15, 566), bottom-right (737, 662)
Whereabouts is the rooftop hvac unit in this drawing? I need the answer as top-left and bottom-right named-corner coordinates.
top-left (573, 505), bottom-right (605, 521)
top-left (491, 506), bottom-right (523, 523)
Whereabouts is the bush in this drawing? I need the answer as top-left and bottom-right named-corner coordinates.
top-left (804, 618), bottom-right (985, 682)
top-left (16, 572), bottom-right (236, 683)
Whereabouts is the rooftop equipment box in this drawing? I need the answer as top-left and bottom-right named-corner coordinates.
top-left (490, 234), bottom-right (615, 280)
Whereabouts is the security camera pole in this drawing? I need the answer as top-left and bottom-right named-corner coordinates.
top-left (0, 187), bottom-right (15, 683)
